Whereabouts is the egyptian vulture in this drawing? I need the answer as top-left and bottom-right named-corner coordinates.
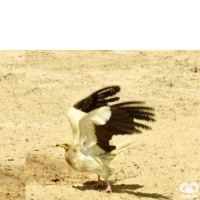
top-left (58, 86), bottom-right (155, 193)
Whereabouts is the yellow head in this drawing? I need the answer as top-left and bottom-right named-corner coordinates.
top-left (57, 142), bottom-right (71, 152)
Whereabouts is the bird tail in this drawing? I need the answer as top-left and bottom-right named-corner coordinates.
top-left (110, 139), bottom-right (134, 155)
top-left (99, 139), bottom-right (134, 165)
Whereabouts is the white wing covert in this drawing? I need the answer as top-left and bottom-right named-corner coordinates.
top-left (79, 106), bottom-right (111, 154)
top-left (67, 107), bottom-right (86, 145)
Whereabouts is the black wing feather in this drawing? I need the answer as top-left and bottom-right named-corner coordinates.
top-left (73, 86), bottom-right (120, 113)
top-left (94, 102), bottom-right (155, 152)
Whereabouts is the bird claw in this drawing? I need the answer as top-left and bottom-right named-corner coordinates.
top-left (101, 186), bottom-right (112, 193)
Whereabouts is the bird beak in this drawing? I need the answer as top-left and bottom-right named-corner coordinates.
top-left (56, 143), bottom-right (65, 148)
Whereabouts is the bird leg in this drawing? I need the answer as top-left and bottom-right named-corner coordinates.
top-left (94, 175), bottom-right (104, 188)
top-left (101, 179), bottom-right (112, 193)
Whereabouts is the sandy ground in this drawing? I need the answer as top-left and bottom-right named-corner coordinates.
top-left (0, 50), bottom-right (199, 200)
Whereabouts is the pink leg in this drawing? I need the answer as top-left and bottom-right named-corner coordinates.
top-left (94, 175), bottom-right (103, 188)
top-left (101, 179), bottom-right (112, 193)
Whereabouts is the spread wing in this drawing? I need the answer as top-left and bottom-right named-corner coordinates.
top-left (78, 101), bottom-right (155, 154)
top-left (67, 85), bottom-right (155, 154)
top-left (67, 86), bottom-right (121, 146)
top-left (94, 102), bottom-right (155, 152)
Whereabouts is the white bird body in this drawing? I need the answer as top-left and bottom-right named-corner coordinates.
top-left (65, 106), bottom-right (114, 179)
top-left (59, 86), bottom-right (155, 193)
top-left (65, 146), bottom-right (112, 179)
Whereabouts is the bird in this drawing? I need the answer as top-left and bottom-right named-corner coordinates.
top-left (58, 85), bottom-right (155, 193)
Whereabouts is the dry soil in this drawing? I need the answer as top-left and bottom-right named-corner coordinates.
top-left (0, 50), bottom-right (199, 200)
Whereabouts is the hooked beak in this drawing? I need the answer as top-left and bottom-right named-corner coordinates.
top-left (56, 143), bottom-right (66, 149)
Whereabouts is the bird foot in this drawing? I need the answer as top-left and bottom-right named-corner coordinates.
top-left (101, 185), bottom-right (112, 193)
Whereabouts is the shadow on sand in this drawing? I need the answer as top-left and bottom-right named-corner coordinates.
top-left (73, 181), bottom-right (172, 199)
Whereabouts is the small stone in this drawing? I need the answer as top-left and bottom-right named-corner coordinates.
top-left (51, 178), bottom-right (60, 182)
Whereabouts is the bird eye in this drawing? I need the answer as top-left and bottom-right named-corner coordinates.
top-left (65, 144), bottom-right (68, 147)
